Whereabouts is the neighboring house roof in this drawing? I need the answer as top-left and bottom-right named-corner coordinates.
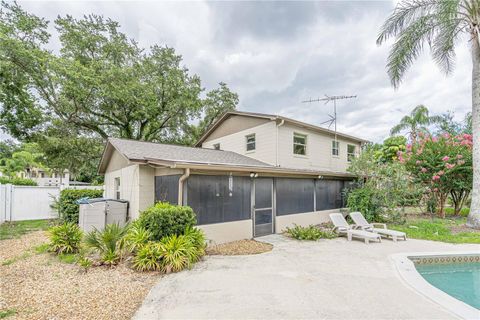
top-left (194, 110), bottom-right (369, 147)
top-left (98, 138), bottom-right (354, 178)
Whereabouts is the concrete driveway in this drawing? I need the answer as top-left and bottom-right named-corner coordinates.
top-left (134, 235), bottom-right (479, 319)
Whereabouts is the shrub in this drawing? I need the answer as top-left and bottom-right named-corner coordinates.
top-left (84, 223), bottom-right (128, 266)
top-left (160, 234), bottom-right (197, 273)
top-left (183, 226), bottom-right (206, 263)
top-left (137, 202), bottom-right (196, 241)
top-left (284, 224), bottom-right (336, 241)
top-left (58, 189), bottom-right (103, 223)
top-left (48, 222), bottom-right (83, 254)
top-left (346, 187), bottom-right (380, 222)
top-left (132, 242), bottom-right (163, 272)
top-left (0, 176), bottom-right (37, 186)
top-left (124, 221), bottom-right (152, 253)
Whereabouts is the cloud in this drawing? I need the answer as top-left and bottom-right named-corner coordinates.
top-left (9, 0), bottom-right (473, 144)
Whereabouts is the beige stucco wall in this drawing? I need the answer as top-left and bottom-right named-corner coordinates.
top-left (277, 123), bottom-right (362, 172)
top-left (202, 121), bottom-right (278, 165)
top-left (275, 209), bottom-right (342, 233)
top-left (202, 120), bottom-right (361, 173)
top-left (198, 220), bottom-right (253, 244)
top-left (104, 150), bottom-right (157, 220)
top-left (203, 114), bottom-right (270, 143)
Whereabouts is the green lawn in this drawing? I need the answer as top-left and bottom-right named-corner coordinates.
top-left (0, 219), bottom-right (55, 240)
top-left (389, 217), bottom-right (480, 244)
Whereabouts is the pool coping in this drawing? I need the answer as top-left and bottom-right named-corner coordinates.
top-left (391, 251), bottom-right (480, 320)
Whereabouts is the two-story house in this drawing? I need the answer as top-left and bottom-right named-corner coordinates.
top-left (98, 111), bottom-right (367, 244)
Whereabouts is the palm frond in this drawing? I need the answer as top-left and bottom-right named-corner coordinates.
top-left (377, 0), bottom-right (439, 44)
top-left (386, 14), bottom-right (437, 87)
top-left (432, 0), bottom-right (463, 74)
top-left (390, 119), bottom-right (411, 135)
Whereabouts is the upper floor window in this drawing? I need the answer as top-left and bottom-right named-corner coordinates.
top-left (246, 134), bottom-right (256, 151)
top-left (293, 133), bottom-right (307, 155)
top-left (213, 143), bottom-right (220, 150)
top-left (332, 140), bottom-right (339, 156)
top-left (347, 144), bottom-right (356, 162)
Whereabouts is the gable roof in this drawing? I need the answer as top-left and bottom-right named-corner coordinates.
top-left (194, 110), bottom-right (368, 146)
top-left (98, 138), bottom-right (272, 174)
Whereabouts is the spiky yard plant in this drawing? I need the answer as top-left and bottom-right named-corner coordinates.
top-left (159, 234), bottom-right (197, 274)
top-left (84, 223), bottom-right (128, 266)
top-left (48, 222), bottom-right (83, 254)
top-left (132, 242), bottom-right (163, 272)
top-left (377, 0), bottom-right (480, 228)
top-left (124, 221), bottom-right (153, 254)
top-left (182, 226), bottom-right (206, 263)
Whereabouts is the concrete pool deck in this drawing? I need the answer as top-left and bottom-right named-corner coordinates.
top-left (135, 235), bottom-right (480, 320)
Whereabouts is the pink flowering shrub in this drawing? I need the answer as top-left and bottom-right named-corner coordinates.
top-left (401, 133), bottom-right (473, 217)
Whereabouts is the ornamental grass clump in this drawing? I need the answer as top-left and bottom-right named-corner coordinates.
top-left (48, 222), bottom-right (83, 254)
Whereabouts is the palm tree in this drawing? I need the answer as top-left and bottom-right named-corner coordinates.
top-left (377, 0), bottom-right (480, 229)
top-left (391, 105), bottom-right (442, 141)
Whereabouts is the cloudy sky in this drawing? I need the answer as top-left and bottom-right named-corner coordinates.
top-left (10, 0), bottom-right (472, 142)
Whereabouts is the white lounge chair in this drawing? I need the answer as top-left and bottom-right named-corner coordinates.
top-left (329, 213), bottom-right (381, 244)
top-left (349, 211), bottom-right (407, 242)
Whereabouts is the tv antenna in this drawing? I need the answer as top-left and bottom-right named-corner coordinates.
top-left (301, 94), bottom-right (357, 141)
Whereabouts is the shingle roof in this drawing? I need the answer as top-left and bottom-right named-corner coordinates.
top-left (108, 138), bottom-right (272, 168)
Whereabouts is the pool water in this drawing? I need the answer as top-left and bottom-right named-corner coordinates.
top-left (415, 262), bottom-right (480, 310)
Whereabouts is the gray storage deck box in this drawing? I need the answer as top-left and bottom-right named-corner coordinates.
top-left (78, 198), bottom-right (128, 232)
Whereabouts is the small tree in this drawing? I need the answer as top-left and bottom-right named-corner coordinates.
top-left (402, 133), bottom-right (473, 217)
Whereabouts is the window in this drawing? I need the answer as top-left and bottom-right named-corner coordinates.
top-left (347, 144), bottom-right (356, 162)
top-left (213, 143), bottom-right (220, 150)
top-left (246, 134), bottom-right (256, 151)
top-left (114, 177), bottom-right (121, 200)
top-left (332, 140), bottom-right (339, 156)
top-left (293, 133), bottom-right (307, 155)
top-left (276, 178), bottom-right (314, 215)
top-left (186, 175), bottom-right (251, 225)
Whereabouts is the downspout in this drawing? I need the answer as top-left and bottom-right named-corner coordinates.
top-left (275, 119), bottom-right (285, 167)
top-left (178, 168), bottom-right (190, 206)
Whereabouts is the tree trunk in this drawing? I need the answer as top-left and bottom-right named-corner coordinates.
top-left (467, 35), bottom-right (480, 229)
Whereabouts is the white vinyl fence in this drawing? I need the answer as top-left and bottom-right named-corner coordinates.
top-left (0, 184), bottom-right (104, 223)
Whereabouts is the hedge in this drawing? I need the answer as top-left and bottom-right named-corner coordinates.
top-left (0, 176), bottom-right (37, 186)
top-left (58, 189), bottom-right (104, 223)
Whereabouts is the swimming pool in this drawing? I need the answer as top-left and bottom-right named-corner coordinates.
top-left (393, 252), bottom-right (480, 320)
top-left (415, 262), bottom-right (480, 310)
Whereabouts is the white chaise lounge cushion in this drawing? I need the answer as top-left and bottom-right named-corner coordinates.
top-left (349, 211), bottom-right (407, 241)
top-left (329, 213), bottom-right (381, 244)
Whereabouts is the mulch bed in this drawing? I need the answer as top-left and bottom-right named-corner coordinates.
top-left (206, 239), bottom-right (273, 256)
top-left (0, 231), bottom-right (160, 320)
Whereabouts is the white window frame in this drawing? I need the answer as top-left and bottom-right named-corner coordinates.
top-left (347, 144), bottom-right (356, 162)
top-left (293, 133), bottom-right (307, 156)
top-left (114, 177), bottom-right (121, 200)
top-left (245, 134), bottom-right (256, 152)
top-left (332, 140), bottom-right (339, 156)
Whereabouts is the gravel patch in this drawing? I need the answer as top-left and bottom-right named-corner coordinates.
top-left (0, 231), bottom-right (160, 320)
top-left (206, 239), bottom-right (273, 256)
